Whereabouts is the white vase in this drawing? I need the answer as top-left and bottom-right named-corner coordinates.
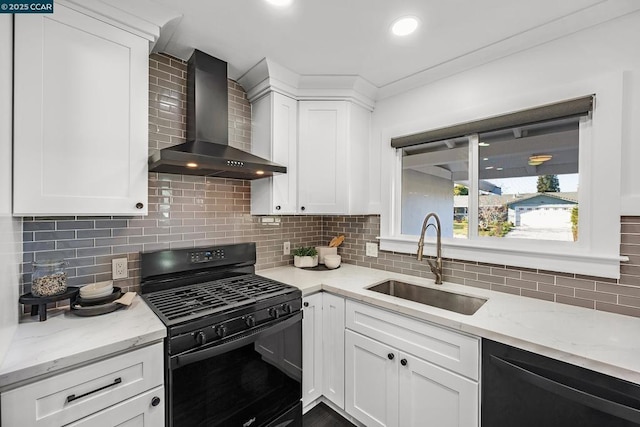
top-left (294, 255), bottom-right (318, 268)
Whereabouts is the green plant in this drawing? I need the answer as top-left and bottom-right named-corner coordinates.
top-left (292, 246), bottom-right (318, 257)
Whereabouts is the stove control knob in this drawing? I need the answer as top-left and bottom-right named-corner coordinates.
top-left (216, 325), bottom-right (228, 338)
top-left (269, 307), bottom-right (280, 319)
top-left (195, 331), bottom-right (207, 346)
top-left (282, 303), bottom-right (292, 314)
top-left (245, 316), bottom-right (256, 327)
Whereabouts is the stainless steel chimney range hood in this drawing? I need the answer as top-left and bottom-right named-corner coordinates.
top-left (148, 49), bottom-right (286, 180)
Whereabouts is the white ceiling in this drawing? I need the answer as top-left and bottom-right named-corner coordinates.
top-left (103, 0), bottom-right (639, 97)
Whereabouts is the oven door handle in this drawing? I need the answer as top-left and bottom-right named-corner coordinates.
top-left (172, 311), bottom-right (302, 369)
top-left (490, 354), bottom-right (640, 424)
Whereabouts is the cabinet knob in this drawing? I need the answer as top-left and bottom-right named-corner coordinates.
top-left (303, 302), bottom-right (309, 307)
top-left (135, 202), bottom-right (144, 209)
top-left (275, 205), bottom-right (281, 210)
top-left (300, 206), bottom-right (306, 211)
top-left (151, 396), bottom-right (161, 407)
top-left (388, 353), bottom-right (395, 360)
top-left (400, 358), bottom-right (408, 366)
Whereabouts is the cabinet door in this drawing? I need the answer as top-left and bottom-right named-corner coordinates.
top-left (13, 4), bottom-right (148, 216)
top-left (398, 352), bottom-right (478, 427)
top-left (251, 92), bottom-right (298, 214)
top-left (322, 293), bottom-right (345, 409)
top-left (345, 330), bottom-right (398, 427)
top-left (302, 293), bottom-right (323, 407)
top-left (65, 386), bottom-right (164, 427)
top-left (298, 101), bottom-right (348, 214)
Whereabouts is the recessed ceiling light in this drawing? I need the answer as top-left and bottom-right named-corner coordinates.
top-left (265, 0), bottom-right (293, 7)
top-left (479, 142), bottom-right (490, 147)
top-left (483, 157), bottom-right (489, 161)
top-left (485, 166), bottom-right (494, 170)
top-left (391, 16), bottom-right (419, 36)
top-left (186, 162), bottom-right (198, 168)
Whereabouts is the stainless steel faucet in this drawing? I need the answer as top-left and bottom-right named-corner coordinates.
top-left (417, 212), bottom-right (443, 284)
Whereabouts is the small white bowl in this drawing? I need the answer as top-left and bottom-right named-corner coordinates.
top-left (80, 280), bottom-right (113, 298)
top-left (324, 255), bottom-right (341, 269)
top-left (80, 288), bottom-right (113, 300)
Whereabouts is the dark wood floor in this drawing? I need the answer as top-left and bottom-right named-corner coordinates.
top-left (303, 403), bottom-right (356, 427)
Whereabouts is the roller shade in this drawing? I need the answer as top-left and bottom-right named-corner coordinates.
top-left (391, 95), bottom-right (594, 149)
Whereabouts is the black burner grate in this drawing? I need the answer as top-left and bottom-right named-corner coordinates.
top-left (143, 274), bottom-right (293, 325)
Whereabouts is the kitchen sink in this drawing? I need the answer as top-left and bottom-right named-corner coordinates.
top-left (367, 280), bottom-right (487, 315)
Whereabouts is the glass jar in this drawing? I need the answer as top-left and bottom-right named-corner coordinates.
top-left (32, 260), bottom-right (68, 297)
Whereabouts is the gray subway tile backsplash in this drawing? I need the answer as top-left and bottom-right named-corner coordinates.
top-left (17, 53), bottom-right (640, 319)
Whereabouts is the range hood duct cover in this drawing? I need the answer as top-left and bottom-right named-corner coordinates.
top-left (148, 49), bottom-right (286, 179)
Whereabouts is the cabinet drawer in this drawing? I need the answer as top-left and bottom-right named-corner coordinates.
top-left (65, 386), bottom-right (164, 427)
top-left (346, 300), bottom-right (479, 380)
top-left (1, 343), bottom-right (163, 427)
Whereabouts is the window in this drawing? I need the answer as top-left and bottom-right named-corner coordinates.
top-left (381, 82), bottom-right (624, 279)
top-left (400, 117), bottom-right (580, 243)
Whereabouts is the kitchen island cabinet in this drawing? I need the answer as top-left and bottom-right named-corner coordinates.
top-left (13, 2), bottom-right (150, 216)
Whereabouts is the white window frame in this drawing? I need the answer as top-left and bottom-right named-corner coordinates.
top-left (379, 72), bottom-right (626, 279)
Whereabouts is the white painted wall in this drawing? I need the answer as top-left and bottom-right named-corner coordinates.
top-left (371, 10), bottom-right (640, 215)
top-left (0, 16), bottom-right (21, 365)
top-left (401, 170), bottom-right (454, 237)
top-left (372, 11), bottom-right (637, 277)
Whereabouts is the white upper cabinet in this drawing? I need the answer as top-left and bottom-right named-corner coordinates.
top-left (240, 58), bottom-right (376, 215)
top-left (297, 101), bottom-right (348, 214)
top-left (251, 96), bottom-right (371, 215)
top-left (13, 3), bottom-right (150, 216)
top-left (297, 100), bottom-right (370, 215)
top-left (251, 92), bottom-right (298, 215)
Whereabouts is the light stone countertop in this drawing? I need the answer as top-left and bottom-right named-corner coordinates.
top-left (257, 263), bottom-right (640, 384)
top-left (0, 296), bottom-right (166, 391)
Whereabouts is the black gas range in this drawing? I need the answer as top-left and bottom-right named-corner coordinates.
top-left (140, 242), bottom-right (302, 427)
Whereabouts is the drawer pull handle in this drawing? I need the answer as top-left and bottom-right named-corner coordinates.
top-left (66, 377), bottom-right (122, 404)
top-left (401, 359), bottom-right (408, 366)
top-left (388, 353), bottom-right (395, 360)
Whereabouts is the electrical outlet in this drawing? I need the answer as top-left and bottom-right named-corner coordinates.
top-left (112, 258), bottom-right (128, 280)
top-left (366, 242), bottom-right (379, 258)
top-left (283, 241), bottom-right (291, 255)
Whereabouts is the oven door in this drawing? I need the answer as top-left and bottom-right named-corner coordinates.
top-left (168, 312), bottom-right (302, 427)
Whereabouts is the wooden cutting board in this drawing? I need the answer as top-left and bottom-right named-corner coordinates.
top-left (329, 235), bottom-right (345, 247)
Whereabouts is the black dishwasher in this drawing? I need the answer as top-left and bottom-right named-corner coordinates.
top-left (482, 339), bottom-right (640, 426)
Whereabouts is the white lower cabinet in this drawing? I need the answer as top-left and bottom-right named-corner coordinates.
top-left (345, 300), bottom-right (479, 427)
top-left (345, 330), bottom-right (398, 427)
top-left (322, 293), bottom-right (345, 409)
top-left (1, 343), bottom-right (164, 427)
top-left (302, 292), bottom-right (345, 410)
top-left (302, 292), bottom-right (323, 406)
top-left (398, 352), bottom-right (478, 427)
top-left (65, 386), bottom-right (164, 427)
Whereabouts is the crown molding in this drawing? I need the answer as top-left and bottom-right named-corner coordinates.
top-left (58, 0), bottom-right (182, 52)
top-left (239, 57), bottom-right (377, 111)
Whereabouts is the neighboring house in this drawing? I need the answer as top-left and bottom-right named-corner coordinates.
top-left (454, 192), bottom-right (578, 228)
